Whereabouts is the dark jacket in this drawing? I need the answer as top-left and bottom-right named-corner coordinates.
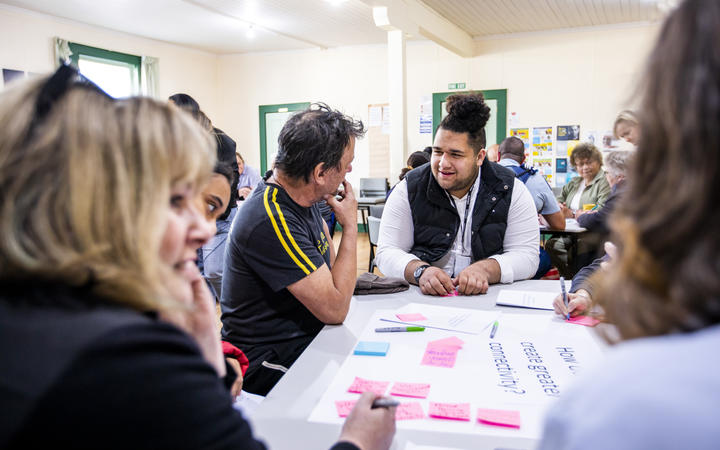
top-left (404, 159), bottom-right (516, 263)
top-left (577, 180), bottom-right (626, 235)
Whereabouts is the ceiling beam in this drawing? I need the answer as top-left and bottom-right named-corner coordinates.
top-left (361, 0), bottom-right (474, 57)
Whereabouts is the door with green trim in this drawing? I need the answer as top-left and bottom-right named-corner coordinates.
top-left (259, 102), bottom-right (310, 173)
top-left (432, 89), bottom-right (507, 147)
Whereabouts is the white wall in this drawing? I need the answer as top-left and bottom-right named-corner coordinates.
top-left (216, 23), bottom-right (659, 180)
top-left (0, 5), bottom-right (221, 123)
top-left (217, 45), bottom-right (388, 185)
top-left (0, 5), bottom-right (659, 182)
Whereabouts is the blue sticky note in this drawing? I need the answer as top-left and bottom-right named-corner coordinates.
top-left (354, 341), bottom-right (389, 356)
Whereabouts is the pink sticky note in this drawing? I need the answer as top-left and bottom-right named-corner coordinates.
top-left (396, 313), bottom-right (427, 322)
top-left (335, 400), bottom-right (357, 418)
top-left (477, 408), bottom-right (521, 428)
top-left (421, 346), bottom-right (458, 368)
top-left (347, 377), bottom-right (390, 395)
top-left (396, 402), bottom-right (425, 420)
top-left (428, 402), bottom-right (471, 421)
top-left (390, 382), bottom-right (431, 398)
top-left (567, 315), bottom-right (600, 327)
top-left (442, 289), bottom-right (459, 297)
top-left (429, 336), bottom-right (465, 349)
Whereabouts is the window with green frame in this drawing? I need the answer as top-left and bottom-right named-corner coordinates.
top-left (432, 89), bottom-right (507, 146)
top-left (68, 42), bottom-right (141, 98)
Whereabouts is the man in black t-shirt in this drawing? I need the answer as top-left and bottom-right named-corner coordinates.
top-left (221, 104), bottom-right (365, 395)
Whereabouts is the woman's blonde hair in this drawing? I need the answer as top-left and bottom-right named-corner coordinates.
top-left (612, 110), bottom-right (639, 139)
top-left (0, 74), bottom-right (215, 311)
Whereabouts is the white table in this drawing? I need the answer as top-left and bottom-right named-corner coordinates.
top-left (250, 280), bottom-right (603, 450)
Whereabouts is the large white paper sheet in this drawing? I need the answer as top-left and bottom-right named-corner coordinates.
top-left (381, 303), bottom-right (499, 335)
top-left (308, 303), bottom-right (604, 441)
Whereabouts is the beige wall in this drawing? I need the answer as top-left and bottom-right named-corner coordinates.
top-left (217, 23), bottom-right (658, 181)
top-left (0, 5), bottom-right (659, 182)
top-left (0, 6), bottom-right (221, 124)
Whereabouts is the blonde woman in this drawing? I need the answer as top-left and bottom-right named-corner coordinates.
top-left (613, 110), bottom-right (640, 146)
top-left (0, 66), bottom-right (394, 450)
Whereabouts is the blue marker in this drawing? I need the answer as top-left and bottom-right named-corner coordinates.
top-left (560, 276), bottom-right (569, 320)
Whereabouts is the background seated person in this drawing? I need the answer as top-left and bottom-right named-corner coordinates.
top-left (613, 109), bottom-right (640, 147)
top-left (548, 142), bottom-right (611, 277)
top-left (236, 150), bottom-right (262, 200)
top-left (220, 104), bottom-right (363, 396)
top-left (387, 150), bottom-right (430, 198)
top-left (375, 93), bottom-right (539, 296)
top-left (498, 136), bottom-right (565, 278)
top-left (577, 151), bottom-right (632, 235)
top-left (498, 136), bottom-right (565, 230)
top-left (557, 142), bottom-right (611, 218)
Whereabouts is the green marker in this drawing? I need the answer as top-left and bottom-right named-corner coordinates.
top-left (374, 326), bottom-right (425, 332)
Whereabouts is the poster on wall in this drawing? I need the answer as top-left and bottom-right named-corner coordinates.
top-left (557, 125), bottom-right (580, 141)
top-left (419, 95), bottom-right (432, 134)
top-left (510, 128), bottom-right (530, 159)
top-left (555, 140), bottom-right (579, 158)
top-left (556, 158), bottom-right (568, 173)
top-left (532, 157), bottom-right (554, 186)
top-left (531, 127), bottom-right (553, 159)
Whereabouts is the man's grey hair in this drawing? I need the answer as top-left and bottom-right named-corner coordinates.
top-left (604, 151), bottom-right (633, 179)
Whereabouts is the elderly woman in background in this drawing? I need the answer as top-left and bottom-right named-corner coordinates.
top-left (541, 1), bottom-right (720, 447)
top-left (613, 110), bottom-right (640, 146)
top-left (0, 66), bottom-right (395, 449)
top-left (549, 143), bottom-right (611, 277)
top-left (557, 142), bottom-right (611, 219)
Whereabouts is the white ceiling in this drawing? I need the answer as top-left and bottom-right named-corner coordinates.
top-left (420, 0), bottom-right (666, 37)
top-left (0, 0), bottom-right (672, 55)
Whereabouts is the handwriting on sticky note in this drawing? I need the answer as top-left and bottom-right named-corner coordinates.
top-left (396, 313), bottom-right (427, 322)
top-left (347, 376), bottom-right (390, 395)
top-left (335, 400), bottom-right (357, 418)
top-left (396, 402), bottom-right (425, 420)
top-left (428, 402), bottom-right (470, 421)
top-left (421, 346), bottom-right (458, 368)
top-left (477, 408), bottom-right (521, 428)
top-left (390, 382), bottom-right (431, 398)
top-left (567, 315), bottom-right (600, 327)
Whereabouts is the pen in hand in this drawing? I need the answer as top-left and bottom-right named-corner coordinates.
top-left (560, 276), bottom-right (569, 320)
top-left (371, 398), bottom-right (400, 409)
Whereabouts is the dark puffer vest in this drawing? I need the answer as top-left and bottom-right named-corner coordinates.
top-left (405, 159), bottom-right (516, 263)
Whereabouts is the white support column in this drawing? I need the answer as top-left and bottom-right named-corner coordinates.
top-left (387, 29), bottom-right (406, 181)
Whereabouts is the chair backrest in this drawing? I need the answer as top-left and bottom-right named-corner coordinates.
top-left (368, 216), bottom-right (381, 246)
top-left (369, 204), bottom-right (384, 218)
top-left (359, 177), bottom-right (388, 198)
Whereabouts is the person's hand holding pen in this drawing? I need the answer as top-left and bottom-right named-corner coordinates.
top-left (339, 392), bottom-right (396, 450)
top-left (553, 289), bottom-right (592, 318)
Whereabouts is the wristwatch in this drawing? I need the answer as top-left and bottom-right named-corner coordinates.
top-left (413, 264), bottom-right (431, 284)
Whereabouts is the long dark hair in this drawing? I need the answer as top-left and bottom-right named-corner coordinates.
top-left (595, 0), bottom-right (720, 340)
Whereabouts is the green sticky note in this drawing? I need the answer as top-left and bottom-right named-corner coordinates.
top-left (354, 341), bottom-right (390, 356)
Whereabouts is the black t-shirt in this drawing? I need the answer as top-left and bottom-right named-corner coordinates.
top-left (221, 179), bottom-right (332, 349)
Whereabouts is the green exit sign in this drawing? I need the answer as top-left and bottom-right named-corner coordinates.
top-left (448, 82), bottom-right (466, 90)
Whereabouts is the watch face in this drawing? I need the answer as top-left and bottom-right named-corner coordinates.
top-left (414, 265), bottom-right (428, 281)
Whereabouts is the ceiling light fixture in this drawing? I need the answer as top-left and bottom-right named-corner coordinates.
top-left (246, 25), bottom-right (256, 40)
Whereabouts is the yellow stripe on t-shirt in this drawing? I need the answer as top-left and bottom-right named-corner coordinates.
top-left (271, 188), bottom-right (318, 272)
top-left (262, 186), bottom-right (310, 275)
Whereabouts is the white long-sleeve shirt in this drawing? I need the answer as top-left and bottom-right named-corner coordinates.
top-left (375, 175), bottom-right (539, 283)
